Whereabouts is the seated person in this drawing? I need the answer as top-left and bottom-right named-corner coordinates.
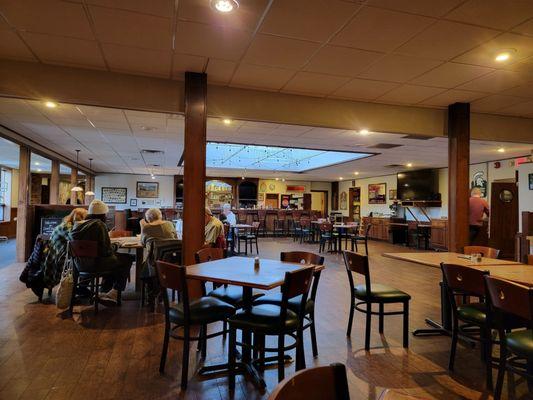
top-left (140, 208), bottom-right (177, 245)
top-left (42, 208), bottom-right (88, 289)
top-left (222, 203), bottom-right (236, 226)
top-left (70, 200), bottom-right (133, 306)
top-left (204, 207), bottom-right (224, 248)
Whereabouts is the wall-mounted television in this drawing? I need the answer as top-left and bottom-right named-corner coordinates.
top-left (397, 169), bottom-right (440, 201)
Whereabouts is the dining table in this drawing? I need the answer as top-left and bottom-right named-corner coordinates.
top-left (382, 251), bottom-right (529, 337)
top-left (111, 236), bottom-right (144, 292)
top-left (186, 256), bottom-right (325, 389)
top-left (332, 223), bottom-right (359, 253)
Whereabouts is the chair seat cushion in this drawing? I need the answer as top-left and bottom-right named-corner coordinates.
top-left (169, 297), bottom-right (235, 325)
top-left (505, 329), bottom-right (533, 359)
top-left (457, 302), bottom-right (486, 325)
top-left (354, 283), bottom-right (411, 303)
top-left (208, 285), bottom-right (263, 307)
top-left (228, 304), bottom-right (299, 333)
top-left (253, 293), bottom-right (314, 314)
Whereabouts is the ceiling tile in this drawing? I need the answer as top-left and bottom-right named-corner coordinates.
top-left (445, 0), bottom-right (533, 31)
top-left (419, 89), bottom-right (488, 107)
top-left (376, 84), bottom-right (447, 104)
top-left (458, 70), bottom-right (527, 93)
top-left (206, 59), bottom-right (237, 84)
top-left (243, 35), bottom-right (320, 69)
top-left (174, 21), bottom-right (251, 61)
top-left (90, 6), bottom-right (172, 50)
top-left (178, 0), bottom-right (268, 32)
top-left (260, 0), bottom-right (358, 42)
top-left (102, 43), bottom-right (171, 77)
top-left (366, 0), bottom-right (465, 18)
top-left (231, 64), bottom-right (295, 90)
top-left (498, 99), bottom-right (533, 116)
top-left (282, 72), bottom-right (351, 96)
top-left (331, 6), bottom-right (434, 52)
top-left (502, 82), bottom-right (533, 98)
top-left (410, 62), bottom-right (494, 88)
top-left (0, 26), bottom-right (36, 61)
top-left (84, 0), bottom-right (174, 18)
top-left (513, 18), bottom-right (533, 37)
top-left (0, 0), bottom-right (94, 39)
top-left (452, 33), bottom-right (533, 68)
top-left (171, 53), bottom-right (206, 79)
top-left (470, 94), bottom-right (528, 112)
top-left (331, 78), bottom-right (399, 100)
top-left (21, 32), bottom-right (106, 69)
top-left (396, 20), bottom-right (499, 61)
top-left (358, 54), bottom-right (442, 82)
top-left (304, 45), bottom-right (383, 77)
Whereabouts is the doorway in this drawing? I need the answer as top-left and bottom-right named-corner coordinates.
top-left (489, 181), bottom-right (518, 259)
top-left (311, 190), bottom-right (328, 215)
top-left (265, 193), bottom-right (279, 209)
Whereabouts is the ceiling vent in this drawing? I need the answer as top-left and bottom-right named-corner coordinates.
top-left (385, 164), bottom-right (403, 168)
top-left (402, 134), bottom-right (432, 140)
top-left (367, 143), bottom-right (403, 149)
top-left (141, 149), bottom-right (164, 154)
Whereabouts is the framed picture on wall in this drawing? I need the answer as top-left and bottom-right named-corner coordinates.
top-left (130, 199), bottom-right (137, 206)
top-left (389, 189), bottom-right (397, 200)
top-left (101, 187), bottom-right (127, 204)
top-left (368, 183), bottom-right (386, 204)
top-left (136, 181), bottom-right (159, 198)
top-left (340, 191), bottom-right (347, 210)
top-left (529, 173), bottom-right (533, 190)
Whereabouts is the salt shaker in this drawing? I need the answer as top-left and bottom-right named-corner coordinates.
top-left (254, 257), bottom-right (260, 271)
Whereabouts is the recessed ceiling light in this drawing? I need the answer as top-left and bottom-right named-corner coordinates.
top-left (223, 118), bottom-right (232, 125)
top-left (36, 168), bottom-right (42, 172)
top-left (354, 171), bottom-right (359, 175)
top-left (211, 0), bottom-right (239, 13)
top-left (241, 176), bottom-right (245, 180)
top-left (34, 162), bottom-right (40, 166)
top-left (275, 177), bottom-right (279, 181)
top-left (44, 101), bottom-right (57, 108)
top-left (281, 178), bottom-right (285, 182)
top-left (494, 50), bottom-right (515, 62)
top-left (359, 129), bottom-right (369, 135)
top-left (339, 177), bottom-right (343, 180)
top-left (497, 147), bottom-right (505, 153)
top-left (151, 175), bottom-right (156, 179)
top-left (406, 163), bottom-right (413, 167)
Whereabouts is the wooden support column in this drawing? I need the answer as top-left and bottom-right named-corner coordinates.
top-left (49, 159), bottom-right (60, 204)
top-left (16, 146), bottom-right (31, 262)
top-left (70, 168), bottom-right (78, 204)
top-left (183, 72), bottom-right (207, 274)
top-left (448, 103), bottom-right (470, 252)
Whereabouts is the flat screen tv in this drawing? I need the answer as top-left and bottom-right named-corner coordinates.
top-left (397, 169), bottom-right (440, 201)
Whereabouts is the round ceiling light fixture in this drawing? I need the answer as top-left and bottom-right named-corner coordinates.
top-left (44, 101), bottom-right (58, 108)
top-left (359, 129), bottom-right (369, 135)
top-left (211, 0), bottom-right (239, 13)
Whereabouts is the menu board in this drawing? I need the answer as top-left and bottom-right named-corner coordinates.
top-left (40, 217), bottom-right (63, 236)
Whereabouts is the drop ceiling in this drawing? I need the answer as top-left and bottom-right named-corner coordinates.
top-left (0, 97), bottom-right (531, 181)
top-left (0, 1), bottom-right (533, 117)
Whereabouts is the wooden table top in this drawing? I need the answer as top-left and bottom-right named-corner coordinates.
top-left (110, 236), bottom-right (142, 248)
top-left (382, 252), bottom-right (522, 268)
top-left (466, 264), bottom-right (533, 286)
top-left (234, 224), bottom-right (252, 228)
top-left (186, 257), bottom-right (324, 290)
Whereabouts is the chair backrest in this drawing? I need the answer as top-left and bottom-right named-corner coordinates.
top-left (441, 263), bottom-right (488, 297)
top-left (319, 222), bottom-right (333, 232)
top-left (364, 223), bottom-right (372, 236)
top-left (153, 239), bottom-right (182, 265)
top-left (156, 261), bottom-right (190, 320)
top-left (109, 230), bottom-right (132, 238)
top-left (343, 250), bottom-right (371, 295)
top-left (300, 218), bottom-right (311, 228)
top-left (281, 251), bottom-right (325, 301)
top-left (464, 245), bottom-right (500, 259)
top-left (484, 275), bottom-right (533, 322)
top-left (195, 247), bottom-right (224, 263)
top-left (268, 363), bottom-right (350, 400)
top-left (527, 254), bottom-right (533, 266)
top-left (280, 267), bottom-right (314, 326)
top-left (69, 240), bottom-right (98, 258)
top-left (251, 221), bottom-right (261, 230)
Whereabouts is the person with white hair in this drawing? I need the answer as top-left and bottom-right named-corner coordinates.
top-left (469, 186), bottom-right (489, 244)
top-left (222, 203), bottom-right (236, 226)
top-left (140, 208), bottom-right (177, 246)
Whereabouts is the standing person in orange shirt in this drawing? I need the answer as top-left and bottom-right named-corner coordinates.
top-left (469, 187), bottom-right (490, 244)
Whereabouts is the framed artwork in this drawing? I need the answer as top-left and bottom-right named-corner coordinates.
top-left (101, 187), bottom-right (127, 204)
top-left (136, 181), bottom-right (159, 198)
top-left (258, 193), bottom-right (265, 201)
top-left (389, 189), bottom-right (397, 201)
top-left (340, 191), bottom-right (347, 210)
top-left (368, 183), bottom-right (386, 204)
top-left (471, 170), bottom-right (487, 197)
top-left (130, 198), bottom-right (137, 207)
top-left (529, 173), bottom-right (533, 190)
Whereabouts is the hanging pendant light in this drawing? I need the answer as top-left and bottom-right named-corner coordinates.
top-left (85, 158), bottom-right (95, 196)
top-left (71, 149), bottom-right (83, 192)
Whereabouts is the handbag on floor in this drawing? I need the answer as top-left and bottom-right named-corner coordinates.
top-left (56, 258), bottom-right (74, 309)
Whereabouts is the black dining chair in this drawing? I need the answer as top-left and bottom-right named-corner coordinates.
top-left (227, 266), bottom-right (315, 389)
top-left (350, 223), bottom-right (372, 255)
top-left (254, 251), bottom-right (325, 358)
top-left (156, 260), bottom-right (235, 389)
top-left (484, 275), bottom-right (533, 400)
top-left (344, 251), bottom-right (410, 350)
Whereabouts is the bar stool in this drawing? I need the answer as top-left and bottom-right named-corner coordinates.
top-left (274, 211), bottom-right (287, 237)
top-left (257, 209), bottom-right (267, 237)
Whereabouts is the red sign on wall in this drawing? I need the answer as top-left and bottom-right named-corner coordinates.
top-left (286, 185), bottom-right (305, 192)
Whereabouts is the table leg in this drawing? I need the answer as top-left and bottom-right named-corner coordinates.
top-left (135, 247), bottom-right (143, 292)
top-left (413, 281), bottom-right (451, 336)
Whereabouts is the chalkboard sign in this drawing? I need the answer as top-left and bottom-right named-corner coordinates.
top-left (40, 217), bottom-right (63, 236)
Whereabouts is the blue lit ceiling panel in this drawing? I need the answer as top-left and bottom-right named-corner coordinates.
top-left (206, 142), bottom-right (371, 172)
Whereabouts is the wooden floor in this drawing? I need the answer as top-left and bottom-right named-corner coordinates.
top-left (0, 238), bottom-right (531, 400)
